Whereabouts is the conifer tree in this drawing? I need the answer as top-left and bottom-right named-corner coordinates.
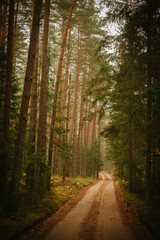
top-left (47, 0), bottom-right (77, 189)
top-left (72, 30), bottom-right (82, 177)
top-left (0, 0), bottom-right (15, 200)
top-left (32, 0), bottom-right (50, 201)
top-left (9, 0), bottom-right (42, 210)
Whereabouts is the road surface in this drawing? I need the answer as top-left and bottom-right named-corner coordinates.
top-left (45, 173), bottom-right (135, 240)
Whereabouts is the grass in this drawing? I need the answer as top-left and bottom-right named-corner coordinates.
top-left (119, 181), bottom-right (160, 240)
top-left (0, 176), bottom-right (94, 240)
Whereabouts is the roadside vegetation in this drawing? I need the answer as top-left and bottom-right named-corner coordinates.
top-left (118, 178), bottom-right (160, 240)
top-left (0, 176), bottom-right (94, 240)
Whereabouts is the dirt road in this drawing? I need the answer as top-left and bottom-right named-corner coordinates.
top-left (45, 174), bottom-right (135, 240)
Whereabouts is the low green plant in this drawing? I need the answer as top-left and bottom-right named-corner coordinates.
top-left (0, 176), bottom-right (94, 240)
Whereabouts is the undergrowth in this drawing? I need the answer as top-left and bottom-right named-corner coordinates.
top-left (0, 176), bottom-right (94, 240)
top-left (119, 179), bottom-right (160, 240)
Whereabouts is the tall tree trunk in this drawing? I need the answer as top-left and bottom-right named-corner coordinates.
top-left (84, 96), bottom-right (91, 176)
top-left (65, 74), bottom-right (72, 176)
top-left (62, 29), bottom-right (71, 119)
top-left (0, 0), bottom-right (15, 200)
top-left (47, 0), bottom-right (76, 190)
top-left (32, 0), bottom-right (50, 202)
top-left (9, 0), bottom-right (42, 210)
top-left (90, 103), bottom-right (97, 177)
top-left (62, 71), bottom-right (72, 181)
top-left (128, 98), bottom-right (133, 192)
top-left (72, 33), bottom-right (81, 177)
top-left (0, 2), bottom-right (4, 118)
top-left (146, 44), bottom-right (152, 203)
top-left (0, 4), bottom-right (3, 43)
top-left (26, 28), bottom-right (39, 191)
top-left (0, 1), bottom-right (7, 43)
top-left (77, 52), bottom-right (87, 175)
top-left (53, 121), bottom-right (58, 176)
top-left (13, 0), bottom-right (19, 67)
top-left (66, 74), bottom-right (72, 141)
top-left (83, 99), bottom-right (88, 177)
top-left (0, 1), bottom-right (7, 139)
top-left (61, 30), bottom-right (71, 181)
top-left (146, 3), bottom-right (152, 203)
top-left (98, 103), bottom-right (101, 142)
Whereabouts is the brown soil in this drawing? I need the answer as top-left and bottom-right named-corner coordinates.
top-left (79, 175), bottom-right (134, 240)
top-left (79, 182), bottom-right (104, 240)
top-left (21, 175), bottom-right (155, 240)
top-left (20, 179), bottom-right (99, 240)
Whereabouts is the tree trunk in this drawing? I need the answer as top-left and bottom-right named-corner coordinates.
top-left (0, 1), bottom-right (7, 43)
top-left (98, 102), bottom-right (101, 142)
top-left (9, 0), bottom-right (42, 210)
top-left (146, 46), bottom-right (152, 203)
top-left (62, 73), bottom-right (72, 181)
top-left (0, 1), bottom-right (7, 123)
top-left (84, 96), bottom-right (91, 176)
top-left (83, 99), bottom-right (88, 177)
top-left (128, 98), bottom-right (133, 193)
top-left (77, 52), bottom-right (87, 175)
top-left (72, 33), bottom-right (81, 177)
top-left (0, 0), bottom-right (15, 200)
top-left (32, 0), bottom-right (50, 202)
top-left (47, 0), bottom-right (76, 190)
top-left (62, 29), bottom-right (71, 119)
top-left (66, 74), bottom-right (72, 140)
top-left (90, 103), bottom-right (97, 177)
top-left (145, 4), bottom-right (152, 203)
top-left (13, 0), bottom-right (19, 67)
top-left (26, 30), bottom-right (39, 191)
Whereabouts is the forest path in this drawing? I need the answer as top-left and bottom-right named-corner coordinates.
top-left (45, 173), bottom-right (134, 240)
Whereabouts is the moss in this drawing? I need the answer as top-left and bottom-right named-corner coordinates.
top-left (0, 176), bottom-right (94, 240)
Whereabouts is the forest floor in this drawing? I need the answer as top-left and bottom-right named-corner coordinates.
top-left (0, 176), bottom-right (95, 240)
top-left (20, 173), bottom-right (155, 240)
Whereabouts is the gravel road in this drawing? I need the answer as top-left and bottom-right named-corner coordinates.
top-left (45, 173), bottom-right (134, 240)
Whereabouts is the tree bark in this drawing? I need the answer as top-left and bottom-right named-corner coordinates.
top-left (9, 0), bottom-right (42, 210)
top-left (26, 28), bottom-right (39, 192)
top-left (98, 102), bottom-right (101, 142)
top-left (47, 0), bottom-right (76, 190)
top-left (77, 52), bottom-right (87, 175)
top-left (90, 103), bottom-right (97, 177)
top-left (0, 0), bottom-right (15, 200)
top-left (84, 96), bottom-right (91, 176)
top-left (32, 0), bottom-right (50, 202)
top-left (72, 33), bottom-right (82, 177)
top-left (62, 28), bottom-right (71, 119)
top-left (145, 2), bottom-right (152, 203)
top-left (66, 74), bottom-right (72, 141)
top-left (83, 99), bottom-right (88, 177)
top-left (128, 98), bottom-right (133, 192)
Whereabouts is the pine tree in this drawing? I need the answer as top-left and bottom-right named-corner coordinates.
top-left (47, 0), bottom-right (77, 190)
top-left (77, 52), bottom-right (87, 175)
top-left (0, 0), bottom-right (15, 200)
top-left (9, 0), bottom-right (42, 210)
top-left (72, 30), bottom-right (82, 177)
top-left (32, 0), bottom-right (50, 201)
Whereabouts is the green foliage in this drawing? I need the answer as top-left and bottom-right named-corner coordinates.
top-left (0, 176), bottom-right (94, 240)
top-left (92, 140), bottom-right (103, 174)
top-left (122, 187), bottom-right (160, 240)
